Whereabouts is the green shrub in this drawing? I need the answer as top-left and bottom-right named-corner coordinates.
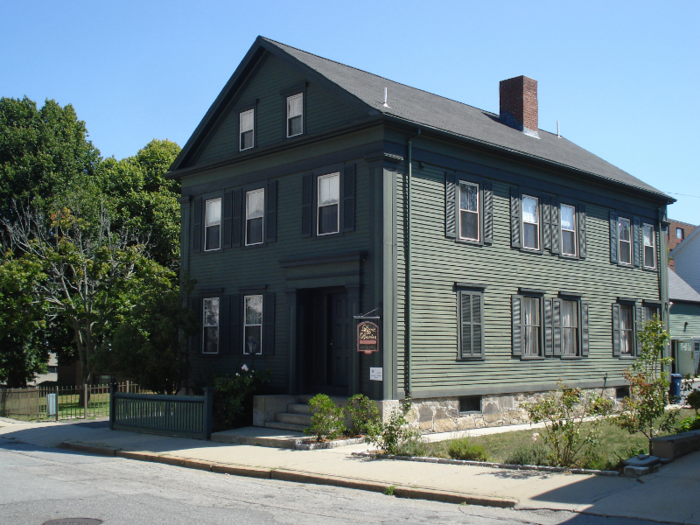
top-left (687, 389), bottom-right (700, 415)
top-left (366, 397), bottom-right (423, 455)
top-left (344, 394), bottom-right (380, 436)
top-left (305, 394), bottom-right (345, 441)
top-left (504, 443), bottom-right (550, 466)
top-left (677, 415), bottom-right (700, 433)
top-left (210, 365), bottom-right (270, 431)
top-left (394, 436), bottom-right (428, 457)
top-left (447, 438), bottom-right (489, 461)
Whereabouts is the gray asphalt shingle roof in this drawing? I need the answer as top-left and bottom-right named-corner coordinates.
top-left (669, 270), bottom-right (700, 303)
top-left (263, 37), bottom-right (669, 201)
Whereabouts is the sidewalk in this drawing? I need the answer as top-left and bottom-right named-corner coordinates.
top-left (1, 418), bottom-right (699, 523)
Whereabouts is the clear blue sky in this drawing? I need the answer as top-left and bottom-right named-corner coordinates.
top-left (2, 1), bottom-right (698, 224)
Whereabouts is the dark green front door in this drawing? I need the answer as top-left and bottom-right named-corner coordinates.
top-left (328, 292), bottom-right (350, 391)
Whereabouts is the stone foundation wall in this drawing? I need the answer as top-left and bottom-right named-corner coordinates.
top-left (391, 387), bottom-right (622, 433)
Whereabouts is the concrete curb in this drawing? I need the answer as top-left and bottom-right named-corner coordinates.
top-left (58, 441), bottom-right (518, 508)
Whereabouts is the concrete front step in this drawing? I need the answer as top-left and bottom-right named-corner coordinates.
top-left (264, 421), bottom-right (308, 433)
top-left (287, 403), bottom-right (312, 415)
top-left (212, 426), bottom-right (306, 449)
top-left (276, 412), bottom-right (312, 426)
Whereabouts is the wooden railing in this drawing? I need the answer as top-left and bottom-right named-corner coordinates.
top-left (109, 385), bottom-right (213, 440)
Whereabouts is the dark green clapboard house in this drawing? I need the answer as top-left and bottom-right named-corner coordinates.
top-left (167, 37), bottom-right (674, 431)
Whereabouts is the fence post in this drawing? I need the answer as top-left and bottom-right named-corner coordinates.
top-left (55, 386), bottom-right (59, 421)
top-left (109, 383), bottom-right (115, 430)
top-left (203, 387), bottom-right (213, 441)
top-left (83, 383), bottom-right (87, 419)
top-left (126, 380), bottom-right (130, 394)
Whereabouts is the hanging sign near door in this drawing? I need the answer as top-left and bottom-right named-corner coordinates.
top-left (357, 321), bottom-right (379, 354)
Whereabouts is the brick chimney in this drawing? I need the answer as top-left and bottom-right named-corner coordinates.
top-left (499, 76), bottom-right (539, 138)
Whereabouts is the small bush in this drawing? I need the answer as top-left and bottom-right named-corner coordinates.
top-left (504, 443), bottom-right (550, 466)
top-left (344, 394), bottom-right (380, 436)
top-left (447, 438), bottom-right (489, 462)
top-left (305, 394), bottom-right (345, 441)
top-left (366, 397), bottom-right (423, 455)
top-left (677, 415), bottom-right (700, 433)
top-left (210, 365), bottom-right (270, 431)
top-left (395, 437), bottom-right (428, 457)
top-left (687, 389), bottom-right (700, 415)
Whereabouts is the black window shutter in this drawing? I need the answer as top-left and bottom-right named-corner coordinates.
top-left (459, 292), bottom-right (484, 358)
top-left (445, 172), bottom-right (456, 238)
top-left (612, 303), bottom-right (621, 357)
top-left (634, 303), bottom-right (643, 356)
top-left (483, 182), bottom-right (494, 244)
top-left (219, 295), bottom-right (230, 353)
top-left (544, 298), bottom-right (553, 356)
top-left (222, 191), bottom-right (233, 249)
top-left (551, 200), bottom-right (561, 255)
top-left (578, 204), bottom-right (587, 259)
top-left (230, 294), bottom-right (242, 355)
top-left (191, 297), bottom-right (202, 354)
top-left (473, 294), bottom-right (484, 358)
top-left (510, 188), bottom-right (521, 249)
top-left (192, 198), bottom-right (203, 253)
top-left (633, 217), bottom-right (642, 268)
top-left (610, 212), bottom-right (618, 263)
top-left (266, 181), bottom-right (277, 243)
top-left (581, 301), bottom-right (590, 357)
top-left (231, 190), bottom-right (242, 248)
top-left (553, 298), bottom-right (562, 356)
top-left (512, 295), bottom-right (523, 357)
top-left (342, 164), bottom-right (356, 232)
top-left (263, 292), bottom-right (276, 356)
top-left (543, 196), bottom-right (551, 252)
top-left (301, 174), bottom-right (313, 237)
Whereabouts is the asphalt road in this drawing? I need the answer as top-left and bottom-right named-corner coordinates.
top-left (0, 438), bottom-right (673, 525)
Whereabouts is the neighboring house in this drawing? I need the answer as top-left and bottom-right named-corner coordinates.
top-left (669, 224), bottom-right (700, 294)
top-left (28, 353), bottom-right (58, 385)
top-left (666, 219), bottom-right (695, 252)
top-left (669, 270), bottom-right (700, 376)
top-left (167, 37), bottom-right (673, 431)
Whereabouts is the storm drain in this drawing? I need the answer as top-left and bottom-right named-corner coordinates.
top-left (44, 518), bottom-right (102, 525)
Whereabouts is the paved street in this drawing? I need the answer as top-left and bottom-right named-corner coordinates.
top-left (0, 438), bottom-right (676, 525)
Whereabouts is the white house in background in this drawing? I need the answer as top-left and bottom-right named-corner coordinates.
top-left (670, 225), bottom-right (700, 294)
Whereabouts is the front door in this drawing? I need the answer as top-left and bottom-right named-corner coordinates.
top-left (327, 292), bottom-right (350, 391)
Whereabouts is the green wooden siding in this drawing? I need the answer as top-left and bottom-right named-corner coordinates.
top-left (193, 53), bottom-right (364, 166)
top-left (394, 140), bottom-right (663, 397)
top-left (670, 302), bottom-right (700, 340)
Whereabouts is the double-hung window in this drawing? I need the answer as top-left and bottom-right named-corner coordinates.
top-left (245, 189), bottom-right (265, 246)
top-left (643, 223), bottom-right (656, 269)
top-left (243, 295), bottom-right (263, 356)
top-left (561, 204), bottom-right (577, 256)
top-left (522, 195), bottom-right (540, 250)
top-left (286, 93), bottom-right (303, 137)
top-left (644, 305), bottom-right (660, 323)
top-left (459, 182), bottom-right (479, 242)
top-left (202, 298), bottom-right (220, 354)
top-left (523, 296), bottom-right (541, 356)
top-left (205, 198), bottom-right (221, 251)
top-left (618, 217), bottom-right (632, 265)
top-left (317, 172), bottom-right (340, 236)
top-left (239, 109), bottom-right (254, 151)
top-left (561, 300), bottom-right (579, 356)
top-left (619, 304), bottom-right (634, 356)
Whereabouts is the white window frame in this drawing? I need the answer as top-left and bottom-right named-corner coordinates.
top-left (202, 297), bottom-right (219, 354)
top-left (522, 195), bottom-right (540, 251)
top-left (286, 93), bottom-right (304, 138)
top-left (243, 294), bottom-right (263, 356)
top-left (643, 223), bottom-right (656, 269)
top-left (317, 172), bottom-right (340, 236)
top-left (245, 188), bottom-right (265, 246)
top-left (522, 296), bottom-right (541, 357)
top-left (458, 181), bottom-right (480, 242)
top-left (561, 299), bottom-right (579, 356)
top-left (618, 217), bottom-right (632, 265)
top-left (619, 304), bottom-right (634, 356)
top-left (676, 227), bottom-right (684, 240)
top-left (204, 198), bottom-right (222, 252)
top-left (239, 108), bottom-right (255, 151)
top-left (561, 204), bottom-right (577, 257)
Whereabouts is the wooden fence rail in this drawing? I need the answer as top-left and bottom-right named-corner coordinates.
top-left (109, 386), bottom-right (213, 440)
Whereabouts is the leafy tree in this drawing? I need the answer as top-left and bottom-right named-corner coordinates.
top-left (107, 282), bottom-right (198, 394)
top-left (0, 251), bottom-right (49, 387)
top-left (0, 97), bottom-right (101, 222)
top-left (615, 316), bottom-right (679, 453)
top-left (3, 204), bottom-right (173, 386)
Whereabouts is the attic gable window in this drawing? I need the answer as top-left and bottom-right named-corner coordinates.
top-left (287, 93), bottom-right (304, 137)
top-left (205, 198), bottom-right (222, 251)
top-left (239, 109), bottom-right (254, 151)
top-left (643, 223), bottom-right (656, 269)
top-left (317, 172), bottom-right (340, 235)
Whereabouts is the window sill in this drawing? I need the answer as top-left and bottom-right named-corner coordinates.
top-left (519, 355), bottom-right (545, 361)
top-left (560, 355), bottom-right (584, 360)
top-left (456, 356), bottom-right (485, 362)
top-left (519, 247), bottom-right (543, 255)
top-left (619, 354), bottom-right (636, 360)
top-left (456, 237), bottom-right (484, 247)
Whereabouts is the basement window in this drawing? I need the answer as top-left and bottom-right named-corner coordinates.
top-left (459, 396), bottom-right (482, 413)
top-left (616, 386), bottom-right (630, 400)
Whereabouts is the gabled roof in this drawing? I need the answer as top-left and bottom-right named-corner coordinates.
top-left (669, 223), bottom-right (700, 259)
top-left (669, 270), bottom-right (700, 304)
top-left (170, 37), bottom-right (672, 203)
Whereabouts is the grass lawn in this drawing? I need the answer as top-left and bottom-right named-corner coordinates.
top-left (421, 409), bottom-right (696, 468)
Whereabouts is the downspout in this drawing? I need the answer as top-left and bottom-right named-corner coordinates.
top-left (405, 129), bottom-right (421, 397)
top-left (659, 206), bottom-right (670, 358)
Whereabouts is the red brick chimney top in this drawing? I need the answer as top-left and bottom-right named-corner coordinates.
top-left (500, 76), bottom-right (539, 137)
